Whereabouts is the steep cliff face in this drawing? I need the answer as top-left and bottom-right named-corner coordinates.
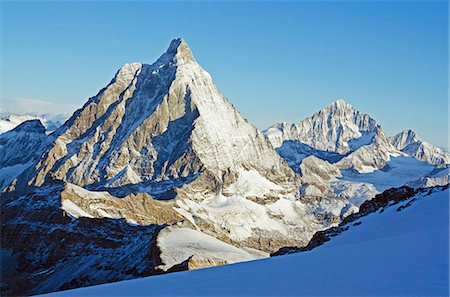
top-left (0, 183), bottom-right (163, 296)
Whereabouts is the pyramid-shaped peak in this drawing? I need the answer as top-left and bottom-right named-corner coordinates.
top-left (400, 129), bottom-right (417, 137)
top-left (390, 129), bottom-right (422, 151)
top-left (12, 119), bottom-right (46, 134)
top-left (165, 37), bottom-right (196, 64)
top-left (398, 129), bottom-right (422, 142)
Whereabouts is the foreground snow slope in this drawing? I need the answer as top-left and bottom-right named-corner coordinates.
top-left (45, 188), bottom-right (449, 296)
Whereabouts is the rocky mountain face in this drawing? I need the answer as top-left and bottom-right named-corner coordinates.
top-left (1, 39), bottom-right (448, 296)
top-left (20, 38), bottom-right (295, 199)
top-left (390, 129), bottom-right (450, 166)
top-left (1, 39), bottom-right (306, 295)
top-left (1, 182), bottom-right (165, 296)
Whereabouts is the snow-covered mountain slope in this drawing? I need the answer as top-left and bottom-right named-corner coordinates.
top-left (264, 100), bottom-right (400, 172)
top-left (0, 120), bottom-right (49, 190)
top-left (2, 38), bottom-right (310, 254)
top-left (330, 156), bottom-right (434, 206)
top-left (0, 113), bottom-right (67, 134)
top-left (390, 129), bottom-right (450, 165)
top-left (45, 186), bottom-right (449, 297)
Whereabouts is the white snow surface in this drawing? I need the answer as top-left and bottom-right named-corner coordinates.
top-left (226, 169), bottom-right (283, 197)
top-left (157, 227), bottom-right (263, 271)
top-left (331, 156), bottom-right (434, 205)
top-left (61, 200), bottom-right (94, 218)
top-left (44, 188), bottom-right (449, 296)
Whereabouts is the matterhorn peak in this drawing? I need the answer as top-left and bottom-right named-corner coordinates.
top-left (163, 37), bottom-right (196, 65)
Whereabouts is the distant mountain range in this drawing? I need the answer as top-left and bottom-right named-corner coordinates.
top-left (1, 38), bottom-right (448, 296)
top-left (0, 112), bottom-right (69, 134)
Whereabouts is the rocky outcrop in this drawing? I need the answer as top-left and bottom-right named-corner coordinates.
top-left (335, 126), bottom-right (401, 173)
top-left (298, 156), bottom-right (341, 196)
top-left (60, 183), bottom-right (185, 225)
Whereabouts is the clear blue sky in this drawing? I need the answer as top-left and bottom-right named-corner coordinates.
top-left (1, 1), bottom-right (448, 147)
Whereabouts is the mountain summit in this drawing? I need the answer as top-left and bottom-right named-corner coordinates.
top-left (18, 38), bottom-right (295, 199)
top-left (390, 129), bottom-right (450, 166)
top-left (265, 99), bottom-right (379, 154)
top-left (264, 99), bottom-right (398, 172)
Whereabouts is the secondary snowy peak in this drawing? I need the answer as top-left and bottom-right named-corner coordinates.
top-left (265, 99), bottom-right (379, 154)
top-left (11, 119), bottom-right (46, 134)
top-left (390, 130), bottom-right (450, 166)
top-left (0, 120), bottom-right (49, 190)
top-left (0, 113), bottom-right (66, 134)
top-left (264, 100), bottom-right (401, 173)
top-left (390, 129), bottom-right (421, 150)
top-left (22, 38), bottom-right (295, 198)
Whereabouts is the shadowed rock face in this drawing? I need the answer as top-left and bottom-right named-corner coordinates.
top-left (0, 120), bottom-right (48, 168)
top-left (0, 183), bottom-right (165, 296)
top-left (60, 183), bottom-right (185, 225)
